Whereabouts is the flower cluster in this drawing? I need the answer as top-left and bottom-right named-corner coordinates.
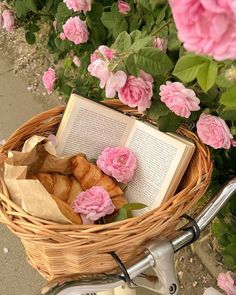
top-left (73, 147), bottom-right (137, 223)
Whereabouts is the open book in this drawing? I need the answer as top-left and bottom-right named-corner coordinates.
top-left (56, 94), bottom-right (195, 212)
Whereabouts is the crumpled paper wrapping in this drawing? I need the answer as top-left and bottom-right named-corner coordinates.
top-left (3, 135), bottom-right (75, 224)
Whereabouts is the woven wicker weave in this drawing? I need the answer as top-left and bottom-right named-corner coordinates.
top-left (0, 100), bottom-right (213, 280)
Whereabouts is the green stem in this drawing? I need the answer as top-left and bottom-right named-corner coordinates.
top-left (151, 20), bottom-right (172, 37)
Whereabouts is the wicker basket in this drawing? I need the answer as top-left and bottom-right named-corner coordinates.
top-left (0, 100), bottom-right (213, 281)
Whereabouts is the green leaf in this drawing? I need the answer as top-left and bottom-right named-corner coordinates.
top-left (25, 31), bottom-right (36, 44)
top-left (157, 113), bottom-right (182, 132)
top-left (130, 36), bottom-right (152, 52)
top-left (112, 32), bottom-right (132, 52)
top-left (222, 253), bottom-right (236, 269)
top-left (101, 11), bottom-right (122, 30)
top-left (126, 54), bottom-right (139, 76)
top-left (197, 61), bottom-right (218, 92)
top-left (219, 107), bottom-right (236, 121)
top-left (15, 0), bottom-right (28, 17)
top-left (212, 221), bottom-right (229, 239)
top-left (226, 242), bottom-right (236, 258)
top-left (136, 0), bottom-right (153, 11)
top-left (130, 30), bottom-right (142, 42)
top-left (220, 85), bottom-right (236, 107)
top-left (113, 18), bottom-right (128, 39)
top-left (216, 71), bottom-right (236, 89)
top-left (28, 23), bottom-right (40, 32)
top-left (148, 98), bottom-right (170, 121)
top-left (173, 54), bottom-right (208, 82)
top-left (114, 208), bottom-right (128, 221)
top-left (137, 47), bottom-right (173, 76)
top-left (122, 203), bottom-right (147, 210)
top-left (25, 0), bottom-right (38, 13)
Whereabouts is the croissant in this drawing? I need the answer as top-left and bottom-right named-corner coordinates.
top-left (72, 154), bottom-right (124, 198)
top-left (31, 173), bottom-right (83, 204)
top-left (51, 194), bottom-right (82, 224)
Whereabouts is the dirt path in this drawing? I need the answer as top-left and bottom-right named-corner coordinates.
top-left (0, 27), bottom-right (222, 295)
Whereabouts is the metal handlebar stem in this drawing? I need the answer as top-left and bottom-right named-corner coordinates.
top-left (43, 178), bottom-right (236, 295)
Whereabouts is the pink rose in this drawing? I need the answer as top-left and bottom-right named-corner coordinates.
top-left (97, 147), bottom-right (137, 184)
top-left (2, 10), bottom-right (15, 32)
top-left (42, 68), bottom-right (56, 95)
top-left (196, 114), bottom-right (234, 149)
top-left (217, 272), bottom-right (236, 295)
top-left (153, 37), bottom-right (168, 52)
top-left (105, 71), bottom-right (127, 98)
top-left (90, 46), bottom-right (116, 63)
top-left (62, 16), bottom-right (89, 45)
top-left (159, 81), bottom-right (200, 118)
top-left (118, 70), bottom-right (153, 112)
top-left (63, 0), bottom-right (91, 12)
top-left (73, 56), bottom-right (81, 67)
top-left (118, 0), bottom-right (131, 15)
top-left (88, 59), bottom-right (110, 88)
top-left (73, 186), bottom-right (115, 221)
top-left (169, 0), bottom-right (236, 61)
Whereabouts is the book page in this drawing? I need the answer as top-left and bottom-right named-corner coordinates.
top-left (56, 95), bottom-right (135, 159)
top-left (125, 121), bottom-right (187, 213)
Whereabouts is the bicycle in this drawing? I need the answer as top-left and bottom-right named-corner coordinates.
top-left (42, 178), bottom-right (236, 295)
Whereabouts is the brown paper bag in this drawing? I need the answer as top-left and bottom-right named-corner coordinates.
top-left (3, 135), bottom-right (77, 224)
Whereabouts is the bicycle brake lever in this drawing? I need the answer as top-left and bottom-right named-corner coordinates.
top-left (133, 239), bottom-right (179, 295)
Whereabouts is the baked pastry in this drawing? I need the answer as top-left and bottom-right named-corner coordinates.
top-left (51, 194), bottom-right (82, 224)
top-left (72, 154), bottom-right (123, 198)
top-left (31, 173), bottom-right (83, 204)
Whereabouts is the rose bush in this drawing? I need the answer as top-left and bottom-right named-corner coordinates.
top-left (1, 0), bottom-right (236, 269)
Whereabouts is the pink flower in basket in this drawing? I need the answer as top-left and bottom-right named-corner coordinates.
top-left (97, 147), bottom-right (137, 184)
top-left (73, 186), bottom-right (115, 222)
top-left (217, 272), bottom-right (236, 295)
top-left (169, 0), bottom-right (236, 61)
top-left (42, 67), bottom-right (56, 95)
top-left (62, 16), bottom-right (89, 45)
top-left (159, 81), bottom-right (200, 118)
top-left (196, 114), bottom-right (234, 149)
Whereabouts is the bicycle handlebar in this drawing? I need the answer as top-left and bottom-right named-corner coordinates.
top-left (42, 178), bottom-right (236, 295)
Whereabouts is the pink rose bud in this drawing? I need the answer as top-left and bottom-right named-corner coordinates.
top-left (159, 81), bottom-right (200, 118)
top-left (53, 19), bottom-right (57, 31)
top-left (2, 10), bottom-right (15, 32)
top-left (42, 67), bottom-right (56, 95)
top-left (118, 70), bottom-right (153, 113)
top-left (73, 56), bottom-right (81, 67)
top-left (169, 0), bottom-right (236, 61)
top-left (59, 32), bottom-right (66, 40)
top-left (62, 16), bottom-right (89, 45)
top-left (97, 147), bottom-right (137, 184)
top-left (73, 186), bottom-right (115, 221)
top-left (197, 114), bottom-right (234, 149)
top-left (217, 272), bottom-right (236, 295)
top-left (153, 37), bottom-right (168, 52)
top-left (63, 0), bottom-right (92, 13)
top-left (118, 0), bottom-right (131, 15)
